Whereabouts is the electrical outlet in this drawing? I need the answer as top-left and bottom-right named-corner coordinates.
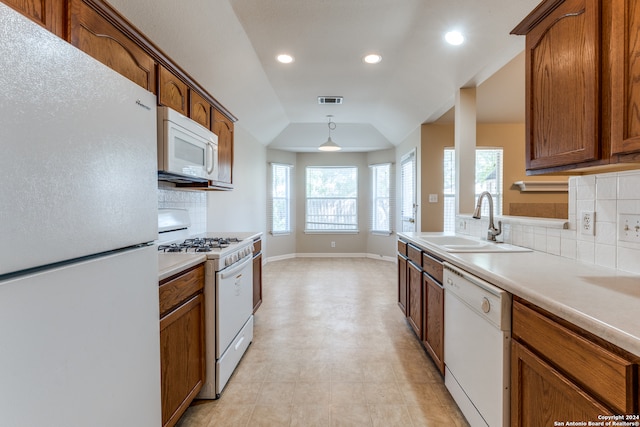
top-left (331, 241), bottom-right (336, 248)
top-left (581, 211), bottom-right (595, 236)
top-left (619, 214), bottom-right (640, 243)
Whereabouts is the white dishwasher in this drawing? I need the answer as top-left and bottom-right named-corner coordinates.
top-left (443, 262), bottom-right (511, 427)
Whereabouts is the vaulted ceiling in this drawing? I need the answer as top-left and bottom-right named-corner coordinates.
top-left (107, 0), bottom-right (539, 151)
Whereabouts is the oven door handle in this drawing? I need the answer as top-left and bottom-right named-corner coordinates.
top-left (219, 254), bottom-right (253, 279)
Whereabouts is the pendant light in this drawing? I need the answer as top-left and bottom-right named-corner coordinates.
top-left (318, 115), bottom-right (341, 151)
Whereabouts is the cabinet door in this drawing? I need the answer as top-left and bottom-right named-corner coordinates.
top-left (525, 0), bottom-right (601, 171)
top-left (610, 0), bottom-right (640, 156)
top-left (69, 0), bottom-right (156, 92)
top-left (190, 90), bottom-right (211, 129)
top-left (423, 273), bottom-right (444, 375)
top-left (158, 64), bottom-right (188, 115)
top-left (160, 293), bottom-right (205, 427)
top-left (511, 341), bottom-right (613, 426)
top-left (407, 261), bottom-right (423, 340)
top-left (2, 0), bottom-right (65, 38)
top-left (253, 252), bottom-right (262, 313)
top-left (212, 108), bottom-right (234, 185)
top-left (397, 255), bottom-right (407, 315)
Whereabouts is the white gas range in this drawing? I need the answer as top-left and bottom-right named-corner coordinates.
top-left (158, 209), bottom-right (255, 398)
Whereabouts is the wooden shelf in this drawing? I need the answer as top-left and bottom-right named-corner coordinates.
top-left (513, 181), bottom-right (568, 192)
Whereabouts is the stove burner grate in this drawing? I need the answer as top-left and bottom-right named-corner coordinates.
top-left (158, 237), bottom-right (242, 252)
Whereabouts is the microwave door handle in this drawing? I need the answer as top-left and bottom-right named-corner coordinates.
top-left (206, 140), bottom-right (215, 175)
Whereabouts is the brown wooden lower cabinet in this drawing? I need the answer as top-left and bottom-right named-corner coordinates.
top-left (159, 264), bottom-right (205, 427)
top-left (397, 240), bottom-right (445, 374)
top-left (407, 260), bottom-right (423, 339)
top-left (423, 272), bottom-right (444, 375)
top-left (511, 298), bottom-right (640, 425)
top-left (397, 254), bottom-right (407, 315)
top-left (511, 341), bottom-right (613, 426)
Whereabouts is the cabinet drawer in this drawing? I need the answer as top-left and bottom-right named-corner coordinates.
top-left (512, 300), bottom-right (636, 413)
top-left (407, 243), bottom-right (422, 267)
top-left (422, 251), bottom-right (442, 283)
top-left (397, 240), bottom-right (407, 256)
top-left (159, 264), bottom-right (205, 317)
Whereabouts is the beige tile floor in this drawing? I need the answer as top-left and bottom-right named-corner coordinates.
top-left (176, 257), bottom-right (469, 427)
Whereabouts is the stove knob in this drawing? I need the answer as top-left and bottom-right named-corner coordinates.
top-left (481, 297), bottom-right (491, 313)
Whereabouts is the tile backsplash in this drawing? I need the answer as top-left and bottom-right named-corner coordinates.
top-left (158, 184), bottom-right (207, 235)
top-left (457, 170), bottom-right (640, 275)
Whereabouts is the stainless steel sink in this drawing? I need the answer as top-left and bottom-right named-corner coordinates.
top-left (417, 235), bottom-right (532, 253)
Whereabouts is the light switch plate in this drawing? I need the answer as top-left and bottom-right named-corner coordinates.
top-left (619, 214), bottom-right (640, 243)
top-left (581, 211), bottom-right (595, 236)
top-left (429, 194), bottom-right (438, 203)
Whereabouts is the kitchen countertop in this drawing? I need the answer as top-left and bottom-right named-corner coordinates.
top-left (399, 232), bottom-right (640, 356)
top-left (158, 253), bottom-right (206, 281)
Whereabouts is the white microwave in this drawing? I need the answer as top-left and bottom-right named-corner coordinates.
top-left (157, 106), bottom-right (218, 182)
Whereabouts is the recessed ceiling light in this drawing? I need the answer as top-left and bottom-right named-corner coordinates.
top-left (363, 54), bottom-right (382, 64)
top-left (445, 31), bottom-right (465, 46)
top-left (276, 54), bottom-right (294, 64)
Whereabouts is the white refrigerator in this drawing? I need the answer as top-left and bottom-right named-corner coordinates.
top-left (0, 4), bottom-right (161, 427)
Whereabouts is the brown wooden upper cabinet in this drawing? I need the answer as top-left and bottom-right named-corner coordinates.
top-left (68, 0), bottom-right (156, 93)
top-left (5, 0), bottom-right (237, 189)
top-left (158, 65), bottom-right (188, 116)
top-left (1, 0), bottom-right (66, 38)
top-left (189, 91), bottom-right (211, 129)
top-left (212, 108), bottom-right (234, 186)
top-left (610, 0), bottom-right (640, 158)
top-left (513, 0), bottom-right (640, 174)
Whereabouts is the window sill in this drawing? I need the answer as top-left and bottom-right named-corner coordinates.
top-left (270, 231), bottom-right (291, 236)
top-left (371, 231), bottom-right (393, 236)
top-left (304, 230), bottom-right (360, 235)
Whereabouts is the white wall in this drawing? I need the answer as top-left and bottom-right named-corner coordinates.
top-left (207, 125), bottom-right (267, 234)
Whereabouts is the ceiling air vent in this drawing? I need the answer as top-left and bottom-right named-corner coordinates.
top-left (318, 96), bottom-right (343, 105)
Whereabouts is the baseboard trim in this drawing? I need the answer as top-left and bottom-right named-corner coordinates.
top-left (264, 253), bottom-right (395, 264)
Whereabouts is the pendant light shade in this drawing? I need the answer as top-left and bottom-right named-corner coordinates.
top-left (319, 136), bottom-right (341, 151)
top-left (318, 116), bottom-right (341, 151)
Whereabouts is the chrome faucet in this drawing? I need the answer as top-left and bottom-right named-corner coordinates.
top-left (473, 191), bottom-right (502, 241)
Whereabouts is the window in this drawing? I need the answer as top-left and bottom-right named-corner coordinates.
top-left (443, 148), bottom-right (503, 233)
top-left (370, 163), bottom-right (392, 234)
top-left (401, 150), bottom-right (417, 232)
top-left (305, 166), bottom-right (358, 232)
top-left (271, 163), bottom-right (292, 234)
